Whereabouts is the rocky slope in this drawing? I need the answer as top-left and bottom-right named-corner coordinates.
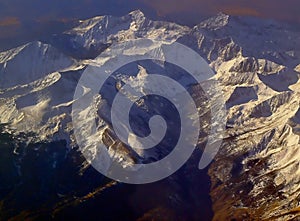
top-left (1, 10), bottom-right (300, 220)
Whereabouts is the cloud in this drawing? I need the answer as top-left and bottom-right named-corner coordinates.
top-left (141, 0), bottom-right (300, 23)
top-left (0, 17), bottom-right (20, 26)
top-left (1, 0), bottom-right (297, 24)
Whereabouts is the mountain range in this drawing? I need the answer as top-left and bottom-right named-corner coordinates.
top-left (1, 10), bottom-right (300, 220)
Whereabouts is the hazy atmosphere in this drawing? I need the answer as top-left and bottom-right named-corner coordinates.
top-left (0, 0), bottom-right (299, 50)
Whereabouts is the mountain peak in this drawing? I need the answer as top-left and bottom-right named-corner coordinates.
top-left (129, 9), bottom-right (145, 18)
top-left (0, 41), bottom-right (73, 89)
top-left (197, 12), bottom-right (286, 31)
top-left (198, 12), bottom-right (230, 30)
top-left (0, 41), bottom-right (46, 64)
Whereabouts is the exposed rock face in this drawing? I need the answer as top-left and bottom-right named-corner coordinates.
top-left (1, 10), bottom-right (300, 220)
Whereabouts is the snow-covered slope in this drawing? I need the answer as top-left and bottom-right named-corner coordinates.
top-left (0, 41), bottom-right (74, 89)
top-left (66, 10), bottom-right (189, 48)
top-left (1, 10), bottom-right (300, 220)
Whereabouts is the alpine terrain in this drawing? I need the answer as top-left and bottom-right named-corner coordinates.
top-left (0, 10), bottom-right (300, 220)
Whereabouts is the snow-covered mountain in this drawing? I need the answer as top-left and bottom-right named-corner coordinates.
top-left (1, 10), bottom-right (300, 220)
